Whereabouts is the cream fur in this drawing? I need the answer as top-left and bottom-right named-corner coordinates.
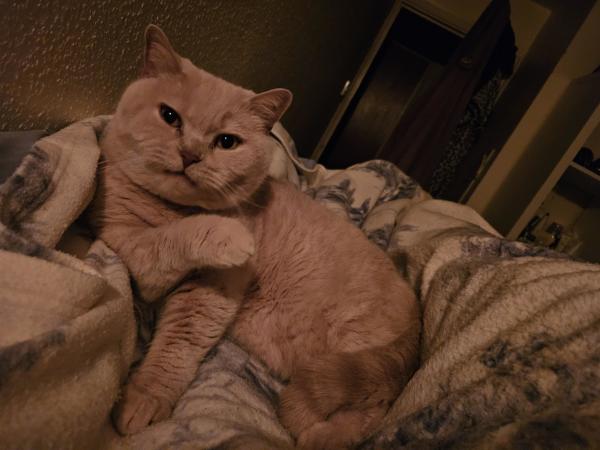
top-left (93, 25), bottom-right (420, 449)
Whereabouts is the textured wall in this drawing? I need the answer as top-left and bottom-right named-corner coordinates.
top-left (0, 0), bottom-right (392, 156)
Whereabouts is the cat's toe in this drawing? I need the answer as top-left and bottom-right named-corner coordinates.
top-left (113, 382), bottom-right (172, 435)
top-left (213, 225), bottom-right (255, 268)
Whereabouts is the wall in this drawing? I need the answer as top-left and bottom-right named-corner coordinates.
top-left (0, 0), bottom-right (393, 156)
top-left (404, 0), bottom-right (548, 58)
top-left (466, 0), bottom-right (598, 234)
top-left (575, 197), bottom-right (600, 263)
top-left (583, 112), bottom-right (600, 158)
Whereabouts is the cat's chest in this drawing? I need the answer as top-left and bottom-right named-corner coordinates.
top-left (116, 187), bottom-right (198, 227)
top-left (99, 170), bottom-right (188, 227)
top-left (130, 201), bottom-right (191, 227)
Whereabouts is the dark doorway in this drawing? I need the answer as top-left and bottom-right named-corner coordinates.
top-left (320, 8), bottom-right (462, 169)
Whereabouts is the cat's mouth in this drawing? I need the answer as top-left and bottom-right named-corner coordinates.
top-left (163, 169), bottom-right (198, 187)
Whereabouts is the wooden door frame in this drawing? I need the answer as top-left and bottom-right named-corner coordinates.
top-left (310, 0), bottom-right (405, 161)
top-left (310, 0), bottom-right (483, 162)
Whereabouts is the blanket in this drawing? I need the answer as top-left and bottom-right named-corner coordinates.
top-left (1, 118), bottom-right (599, 450)
top-left (0, 117), bottom-right (135, 449)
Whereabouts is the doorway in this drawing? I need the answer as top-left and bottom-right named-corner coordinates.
top-left (319, 8), bottom-right (462, 169)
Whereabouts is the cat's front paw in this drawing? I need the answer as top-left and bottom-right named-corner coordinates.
top-left (192, 219), bottom-right (255, 269)
top-left (113, 381), bottom-right (172, 435)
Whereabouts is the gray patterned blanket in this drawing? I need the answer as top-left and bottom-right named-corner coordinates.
top-left (1, 118), bottom-right (600, 449)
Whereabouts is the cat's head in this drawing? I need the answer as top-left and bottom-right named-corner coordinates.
top-left (107, 24), bottom-right (292, 209)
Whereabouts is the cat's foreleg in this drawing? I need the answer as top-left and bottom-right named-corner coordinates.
top-left (109, 215), bottom-right (254, 301)
top-left (113, 270), bottom-right (248, 434)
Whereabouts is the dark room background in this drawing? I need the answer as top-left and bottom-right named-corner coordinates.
top-left (0, 0), bottom-right (394, 156)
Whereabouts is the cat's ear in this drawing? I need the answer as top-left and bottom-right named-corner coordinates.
top-left (246, 89), bottom-right (293, 129)
top-left (142, 24), bottom-right (182, 77)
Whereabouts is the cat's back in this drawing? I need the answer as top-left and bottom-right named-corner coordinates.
top-left (259, 179), bottom-right (403, 297)
top-left (259, 179), bottom-right (388, 265)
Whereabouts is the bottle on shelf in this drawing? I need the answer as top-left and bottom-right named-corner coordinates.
top-left (518, 212), bottom-right (549, 243)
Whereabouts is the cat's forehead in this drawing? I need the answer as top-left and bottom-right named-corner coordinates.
top-left (179, 62), bottom-right (253, 122)
top-left (185, 63), bottom-right (249, 100)
top-left (121, 60), bottom-right (255, 130)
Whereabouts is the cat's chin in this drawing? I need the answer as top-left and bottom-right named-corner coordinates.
top-left (128, 170), bottom-right (202, 207)
top-left (136, 171), bottom-right (237, 210)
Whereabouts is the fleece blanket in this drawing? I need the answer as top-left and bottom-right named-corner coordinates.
top-left (0, 117), bottom-right (135, 449)
top-left (1, 118), bottom-right (600, 450)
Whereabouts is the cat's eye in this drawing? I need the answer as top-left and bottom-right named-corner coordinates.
top-left (215, 134), bottom-right (239, 150)
top-left (159, 103), bottom-right (182, 128)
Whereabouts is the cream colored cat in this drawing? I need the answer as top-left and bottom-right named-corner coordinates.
top-left (92, 25), bottom-right (420, 449)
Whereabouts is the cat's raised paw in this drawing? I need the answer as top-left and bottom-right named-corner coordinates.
top-left (113, 381), bottom-right (172, 435)
top-left (202, 220), bottom-right (255, 268)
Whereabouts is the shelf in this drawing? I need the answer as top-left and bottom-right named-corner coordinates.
top-left (561, 162), bottom-right (600, 197)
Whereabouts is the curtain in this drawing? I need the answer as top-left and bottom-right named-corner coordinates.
top-left (378, 0), bottom-right (512, 189)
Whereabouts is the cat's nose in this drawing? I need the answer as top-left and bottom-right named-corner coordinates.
top-left (180, 149), bottom-right (201, 168)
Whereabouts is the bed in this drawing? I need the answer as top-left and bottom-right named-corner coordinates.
top-left (1, 117), bottom-right (599, 449)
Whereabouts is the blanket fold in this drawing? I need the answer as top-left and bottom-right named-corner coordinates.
top-left (0, 118), bottom-right (135, 450)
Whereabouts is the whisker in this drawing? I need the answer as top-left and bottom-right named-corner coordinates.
top-left (97, 157), bottom-right (137, 169)
top-left (201, 174), bottom-right (242, 208)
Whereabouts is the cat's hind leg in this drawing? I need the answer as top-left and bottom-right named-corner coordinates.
top-left (278, 365), bottom-right (387, 449)
top-left (297, 406), bottom-right (387, 450)
top-left (279, 332), bottom-right (419, 448)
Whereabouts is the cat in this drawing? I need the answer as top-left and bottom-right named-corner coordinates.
top-left (91, 25), bottom-right (420, 449)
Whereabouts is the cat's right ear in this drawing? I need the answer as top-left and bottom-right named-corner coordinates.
top-left (246, 89), bottom-right (293, 130)
top-left (142, 24), bottom-right (182, 77)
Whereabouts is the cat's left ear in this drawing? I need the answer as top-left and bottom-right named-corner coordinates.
top-left (246, 89), bottom-right (293, 129)
top-left (142, 24), bottom-right (182, 77)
